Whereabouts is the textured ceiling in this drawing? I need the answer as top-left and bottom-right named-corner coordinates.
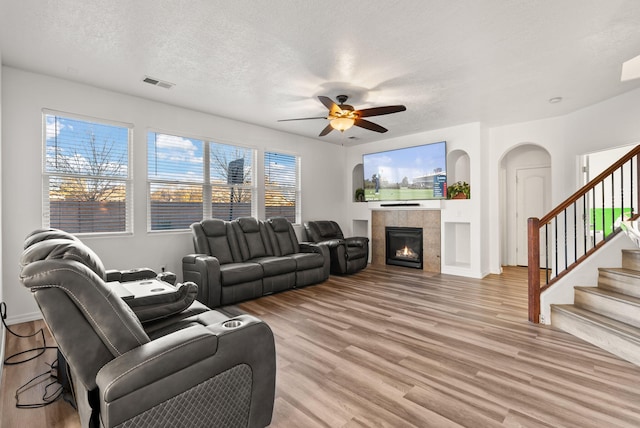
top-left (2, 0), bottom-right (640, 145)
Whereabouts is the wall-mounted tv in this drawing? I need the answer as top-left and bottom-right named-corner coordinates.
top-left (363, 141), bottom-right (447, 201)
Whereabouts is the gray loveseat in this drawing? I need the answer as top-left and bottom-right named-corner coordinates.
top-left (183, 217), bottom-right (330, 308)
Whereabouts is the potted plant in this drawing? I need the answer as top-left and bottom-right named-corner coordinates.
top-left (447, 181), bottom-right (470, 199)
top-left (355, 188), bottom-right (365, 202)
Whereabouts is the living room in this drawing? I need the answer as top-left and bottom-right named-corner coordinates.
top-left (3, 2), bottom-right (640, 427)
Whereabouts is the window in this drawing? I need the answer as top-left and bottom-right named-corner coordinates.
top-left (43, 112), bottom-right (131, 234)
top-left (210, 143), bottom-right (254, 221)
top-left (264, 151), bottom-right (300, 223)
top-left (148, 133), bottom-right (204, 231)
top-left (147, 132), bottom-right (255, 230)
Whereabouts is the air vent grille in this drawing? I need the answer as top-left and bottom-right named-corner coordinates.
top-left (142, 76), bottom-right (174, 89)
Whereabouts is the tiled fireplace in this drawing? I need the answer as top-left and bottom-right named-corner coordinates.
top-left (371, 209), bottom-right (441, 272)
top-left (386, 226), bottom-right (423, 269)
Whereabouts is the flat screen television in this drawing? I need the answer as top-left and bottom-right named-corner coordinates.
top-left (363, 141), bottom-right (447, 201)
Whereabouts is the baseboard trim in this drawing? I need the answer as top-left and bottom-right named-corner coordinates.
top-left (5, 311), bottom-right (43, 326)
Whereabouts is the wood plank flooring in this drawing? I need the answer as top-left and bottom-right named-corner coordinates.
top-left (3, 265), bottom-right (640, 427)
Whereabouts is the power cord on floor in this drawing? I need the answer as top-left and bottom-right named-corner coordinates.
top-left (1, 302), bottom-right (58, 365)
top-left (1, 301), bottom-right (65, 408)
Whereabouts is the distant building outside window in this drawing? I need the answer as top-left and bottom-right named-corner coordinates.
top-left (147, 132), bottom-right (256, 231)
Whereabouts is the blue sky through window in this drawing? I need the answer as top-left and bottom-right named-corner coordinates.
top-left (46, 115), bottom-right (129, 177)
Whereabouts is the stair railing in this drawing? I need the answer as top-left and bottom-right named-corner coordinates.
top-left (528, 145), bottom-right (640, 323)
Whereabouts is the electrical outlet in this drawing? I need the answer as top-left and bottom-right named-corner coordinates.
top-left (539, 313), bottom-right (545, 324)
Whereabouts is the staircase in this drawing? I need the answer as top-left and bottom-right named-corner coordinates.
top-left (551, 249), bottom-right (640, 366)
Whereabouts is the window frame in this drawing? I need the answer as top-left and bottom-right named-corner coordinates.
top-left (42, 109), bottom-right (133, 236)
top-left (146, 129), bottom-right (258, 232)
top-left (264, 150), bottom-right (301, 224)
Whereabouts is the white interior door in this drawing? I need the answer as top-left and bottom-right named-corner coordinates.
top-left (516, 166), bottom-right (550, 266)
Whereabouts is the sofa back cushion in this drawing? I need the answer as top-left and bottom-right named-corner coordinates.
top-left (192, 219), bottom-right (240, 264)
top-left (233, 217), bottom-right (272, 260)
top-left (266, 217), bottom-right (300, 256)
top-left (305, 220), bottom-right (344, 242)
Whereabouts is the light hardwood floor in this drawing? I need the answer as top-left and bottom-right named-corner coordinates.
top-left (3, 265), bottom-right (640, 427)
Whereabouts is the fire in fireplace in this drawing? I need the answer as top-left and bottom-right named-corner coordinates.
top-left (385, 226), bottom-right (423, 269)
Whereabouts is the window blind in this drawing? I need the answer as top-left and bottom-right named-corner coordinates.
top-left (264, 152), bottom-right (299, 223)
top-left (147, 132), bottom-right (204, 231)
top-left (147, 132), bottom-right (256, 230)
top-left (210, 142), bottom-right (253, 221)
top-left (43, 113), bottom-right (131, 234)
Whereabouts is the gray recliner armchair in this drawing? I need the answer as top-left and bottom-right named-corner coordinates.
top-left (19, 228), bottom-right (276, 428)
top-left (304, 220), bottom-right (369, 275)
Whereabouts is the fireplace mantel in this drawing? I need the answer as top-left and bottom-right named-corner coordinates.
top-left (368, 200), bottom-right (442, 211)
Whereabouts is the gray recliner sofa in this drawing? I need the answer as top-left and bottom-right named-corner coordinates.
top-left (183, 217), bottom-right (330, 308)
top-left (19, 228), bottom-right (276, 428)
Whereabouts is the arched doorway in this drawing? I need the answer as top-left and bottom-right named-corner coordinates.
top-left (500, 144), bottom-right (551, 266)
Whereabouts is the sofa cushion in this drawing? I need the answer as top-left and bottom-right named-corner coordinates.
top-left (317, 221), bottom-right (343, 239)
top-left (290, 252), bottom-right (325, 270)
top-left (305, 220), bottom-right (344, 242)
top-left (347, 245), bottom-right (368, 259)
top-left (220, 262), bottom-right (263, 286)
top-left (197, 219), bottom-right (236, 264)
top-left (235, 217), bottom-right (270, 259)
top-left (252, 256), bottom-right (297, 277)
top-left (267, 217), bottom-right (300, 256)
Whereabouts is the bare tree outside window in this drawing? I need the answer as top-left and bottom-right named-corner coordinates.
top-left (44, 114), bottom-right (130, 233)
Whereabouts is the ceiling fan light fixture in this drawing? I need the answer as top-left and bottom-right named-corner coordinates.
top-left (330, 117), bottom-right (355, 132)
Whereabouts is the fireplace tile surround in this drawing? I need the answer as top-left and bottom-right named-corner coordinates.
top-left (371, 209), bottom-right (441, 272)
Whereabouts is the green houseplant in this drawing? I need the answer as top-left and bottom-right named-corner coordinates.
top-left (355, 187), bottom-right (365, 202)
top-left (447, 181), bottom-right (470, 199)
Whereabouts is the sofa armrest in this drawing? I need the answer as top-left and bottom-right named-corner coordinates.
top-left (314, 238), bottom-right (345, 249)
top-left (299, 242), bottom-right (331, 278)
top-left (345, 236), bottom-right (369, 248)
top-left (182, 254), bottom-right (222, 308)
top-left (97, 316), bottom-right (276, 427)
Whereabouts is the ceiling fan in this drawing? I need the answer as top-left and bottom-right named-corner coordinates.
top-left (278, 95), bottom-right (407, 137)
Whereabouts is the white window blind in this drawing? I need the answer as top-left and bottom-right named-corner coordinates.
top-left (43, 113), bottom-right (131, 234)
top-left (264, 151), bottom-right (300, 223)
top-left (147, 133), bottom-right (204, 231)
top-left (147, 132), bottom-right (256, 230)
top-left (210, 142), bottom-right (254, 221)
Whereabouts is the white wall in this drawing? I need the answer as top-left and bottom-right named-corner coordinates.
top-left (346, 87), bottom-right (640, 280)
top-left (0, 51), bottom-right (4, 379)
top-left (345, 122), bottom-right (490, 278)
top-left (488, 89), bottom-right (640, 274)
top-left (4, 65), bottom-right (640, 323)
top-left (1, 66), bottom-right (346, 323)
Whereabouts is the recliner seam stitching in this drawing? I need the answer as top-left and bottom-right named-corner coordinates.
top-left (103, 334), bottom-right (211, 394)
top-left (24, 266), bottom-right (146, 354)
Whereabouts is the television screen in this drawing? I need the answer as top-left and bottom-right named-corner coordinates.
top-left (363, 141), bottom-right (447, 201)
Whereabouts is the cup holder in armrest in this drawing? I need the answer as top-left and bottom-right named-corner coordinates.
top-left (222, 319), bottom-right (244, 329)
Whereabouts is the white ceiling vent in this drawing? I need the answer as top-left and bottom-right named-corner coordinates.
top-left (142, 76), bottom-right (175, 89)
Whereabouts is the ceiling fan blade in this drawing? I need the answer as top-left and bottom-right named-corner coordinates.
top-left (278, 116), bottom-right (327, 122)
top-left (357, 105), bottom-right (406, 117)
top-left (354, 118), bottom-right (388, 133)
top-left (318, 96), bottom-right (343, 116)
top-left (319, 124), bottom-right (334, 136)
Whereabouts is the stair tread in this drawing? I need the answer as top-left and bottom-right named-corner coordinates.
top-left (552, 304), bottom-right (640, 341)
top-left (575, 286), bottom-right (640, 306)
top-left (599, 267), bottom-right (640, 277)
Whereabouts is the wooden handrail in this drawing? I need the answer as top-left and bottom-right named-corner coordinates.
top-left (528, 144), bottom-right (640, 323)
top-left (540, 145), bottom-right (640, 224)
